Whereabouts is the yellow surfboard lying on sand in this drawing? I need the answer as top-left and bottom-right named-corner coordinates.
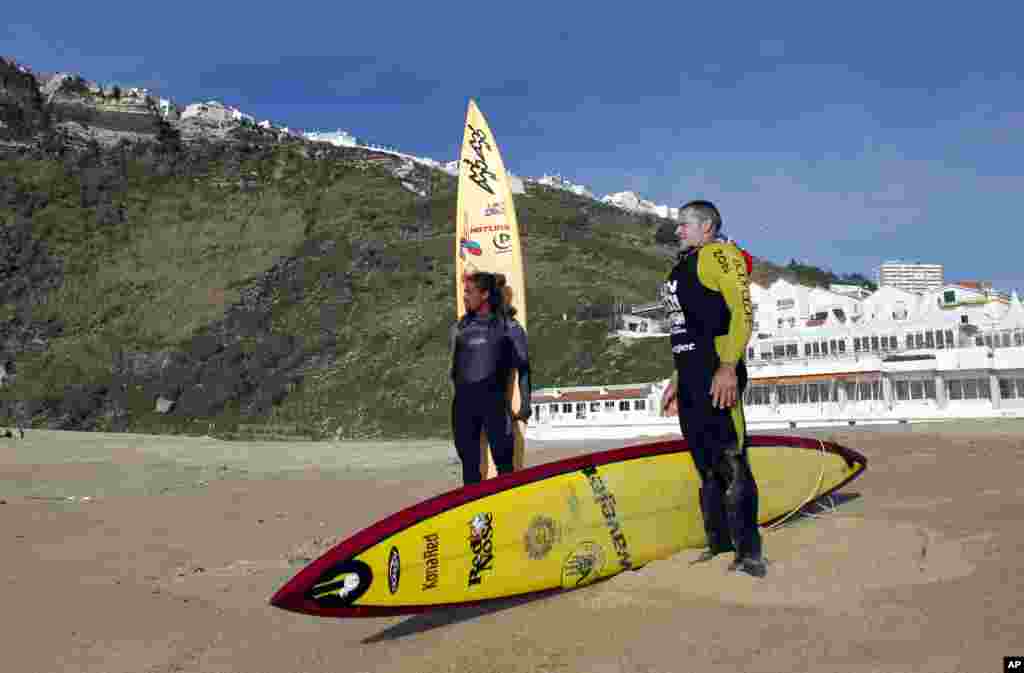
top-left (453, 99), bottom-right (528, 480)
top-left (269, 435), bottom-right (867, 618)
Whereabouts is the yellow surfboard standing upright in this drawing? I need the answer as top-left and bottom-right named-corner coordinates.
top-left (454, 99), bottom-right (528, 479)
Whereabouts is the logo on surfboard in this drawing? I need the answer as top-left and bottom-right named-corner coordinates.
top-left (582, 465), bottom-right (633, 571)
top-left (493, 232), bottom-right (513, 254)
top-left (483, 201), bottom-right (505, 217)
top-left (468, 512), bottom-right (494, 587)
top-left (463, 124), bottom-right (497, 195)
top-left (422, 533), bottom-right (440, 591)
top-left (387, 546), bottom-right (401, 595)
top-left (459, 238), bottom-right (483, 259)
top-left (561, 541), bottom-right (606, 589)
top-left (523, 515), bottom-right (562, 560)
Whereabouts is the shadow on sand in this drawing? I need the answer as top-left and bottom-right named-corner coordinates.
top-left (361, 576), bottom-right (617, 643)
top-left (769, 491), bottom-right (864, 528)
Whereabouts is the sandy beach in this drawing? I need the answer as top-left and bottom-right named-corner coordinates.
top-left (2, 419), bottom-right (1022, 673)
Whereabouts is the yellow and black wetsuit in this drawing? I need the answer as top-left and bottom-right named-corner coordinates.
top-left (661, 240), bottom-right (762, 562)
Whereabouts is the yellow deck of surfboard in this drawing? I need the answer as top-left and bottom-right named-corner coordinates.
top-left (341, 443), bottom-right (862, 607)
top-left (453, 99), bottom-right (528, 478)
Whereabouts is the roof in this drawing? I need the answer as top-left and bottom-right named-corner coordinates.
top-left (751, 371), bottom-right (882, 384)
top-left (532, 386), bottom-right (650, 403)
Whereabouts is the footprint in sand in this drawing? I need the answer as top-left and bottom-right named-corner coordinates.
top-left (603, 517), bottom-right (979, 614)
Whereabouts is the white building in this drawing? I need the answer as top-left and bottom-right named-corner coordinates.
top-left (305, 129), bottom-right (359, 147)
top-left (180, 101), bottom-right (234, 125)
top-left (878, 261), bottom-right (944, 294)
top-left (533, 174), bottom-right (595, 199)
top-left (535, 289), bottom-right (1024, 440)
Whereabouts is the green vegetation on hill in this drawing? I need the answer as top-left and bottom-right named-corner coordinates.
top-left (0, 140), bottom-right (875, 439)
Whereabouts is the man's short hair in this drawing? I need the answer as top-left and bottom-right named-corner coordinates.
top-left (679, 200), bottom-right (722, 234)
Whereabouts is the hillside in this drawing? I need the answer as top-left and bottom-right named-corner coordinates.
top-left (0, 58), bottom-right (874, 440)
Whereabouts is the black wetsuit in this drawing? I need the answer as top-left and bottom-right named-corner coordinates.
top-left (661, 240), bottom-right (762, 562)
top-left (449, 311), bottom-right (531, 485)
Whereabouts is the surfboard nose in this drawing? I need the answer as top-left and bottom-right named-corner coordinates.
top-left (269, 579), bottom-right (303, 612)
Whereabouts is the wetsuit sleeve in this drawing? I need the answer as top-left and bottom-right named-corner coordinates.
top-left (505, 321), bottom-right (531, 373)
top-left (505, 321), bottom-right (532, 418)
top-left (699, 244), bottom-right (754, 365)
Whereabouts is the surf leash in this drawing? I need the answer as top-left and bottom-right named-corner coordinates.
top-left (764, 439), bottom-right (836, 531)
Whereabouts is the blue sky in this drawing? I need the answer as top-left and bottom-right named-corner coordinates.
top-left (5, 1), bottom-right (1023, 293)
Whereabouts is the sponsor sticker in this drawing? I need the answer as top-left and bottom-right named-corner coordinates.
top-left (581, 466), bottom-right (633, 571)
top-left (523, 515), bottom-right (562, 560)
top-left (463, 124), bottom-right (497, 195)
top-left (387, 546), bottom-right (401, 595)
top-left (469, 223), bottom-right (512, 234)
top-left (459, 238), bottom-right (483, 257)
top-left (493, 232), bottom-right (513, 253)
top-left (307, 559), bottom-right (373, 608)
top-left (561, 541), bottom-right (606, 589)
top-left (422, 533), bottom-right (440, 591)
top-left (468, 512), bottom-right (494, 587)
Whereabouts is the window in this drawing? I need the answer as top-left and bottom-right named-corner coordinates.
top-left (963, 380), bottom-right (978, 399)
top-left (854, 339), bottom-right (861, 352)
top-left (890, 336), bottom-right (898, 350)
top-left (805, 343), bottom-right (813, 356)
top-left (911, 380), bottom-right (924, 400)
top-left (961, 314), bottom-right (969, 324)
top-left (634, 400), bottom-right (646, 410)
top-left (947, 380), bottom-right (963, 400)
top-left (605, 401), bottom-right (616, 410)
top-left (619, 400), bottom-right (630, 411)
top-left (936, 331), bottom-right (945, 349)
top-left (808, 384), bottom-right (820, 403)
top-left (871, 336), bottom-right (880, 351)
top-left (748, 347), bottom-right (755, 360)
top-left (562, 403), bottom-right (573, 413)
top-left (925, 380), bottom-right (936, 399)
top-left (895, 381), bottom-right (909, 400)
top-left (915, 333), bottom-right (924, 349)
top-left (925, 331), bottom-right (935, 348)
top-left (838, 340), bottom-right (846, 353)
top-left (746, 386), bottom-right (771, 406)
top-left (774, 344), bottom-right (786, 358)
top-left (945, 330), bottom-right (954, 347)
top-left (786, 344), bottom-right (798, 358)
top-left (590, 402), bottom-right (601, 412)
top-left (999, 378), bottom-right (1017, 399)
top-left (906, 335), bottom-right (913, 349)
top-left (777, 298), bottom-right (795, 310)
top-left (944, 290), bottom-right (956, 304)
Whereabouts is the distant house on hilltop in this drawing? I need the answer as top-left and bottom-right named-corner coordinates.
top-left (181, 100), bottom-right (234, 125)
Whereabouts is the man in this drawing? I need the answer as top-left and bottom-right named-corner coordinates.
top-left (658, 200), bottom-right (766, 578)
top-left (449, 271), bottom-right (532, 486)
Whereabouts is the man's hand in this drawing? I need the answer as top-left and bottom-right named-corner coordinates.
top-left (710, 363), bottom-right (739, 409)
top-left (660, 379), bottom-right (678, 417)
